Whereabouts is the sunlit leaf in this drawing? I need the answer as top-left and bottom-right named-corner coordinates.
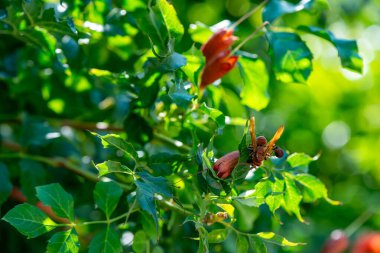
top-left (156, 0), bottom-right (184, 42)
top-left (287, 152), bottom-right (317, 168)
top-left (200, 103), bottom-right (225, 129)
top-left (238, 55), bottom-right (270, 111)
top-left (298, 26), bottom-right (363, 73)
top-left (188, 22), bottom-right (213, 44)
top-left (2, 203), bottom-right (58, 239)
top-left (255, 232), bottom-right (304, 246)
top-left (36, 183), bottom-right (75, 222)
top-left (94, 181), bottom-right (123, 219)
top-left (294, 174), bottom-right (341, 205)
top-left (93, 133), bottom-right (138, 161)
top-left (265, 178), bottom-right (284, 213)
top-left (207, 229), bottom-right (228, 243)
top-left (283, 173), bottom-right (304, 222)
top-left (95, 160), bottom-right (133, 177)
top-left (46, 229), bottom-right (80, 253)
top-left (267, 31), bottom-right (313, 84)
top-left (182, 45), bottom-right (204, 85)
top-left (216, 203), bottom-right (235, 218)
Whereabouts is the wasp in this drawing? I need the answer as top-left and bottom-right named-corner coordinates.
top-left (247, 117), bottom-right (284, 166)
top-left (213, 116), bottom-right (285, 178)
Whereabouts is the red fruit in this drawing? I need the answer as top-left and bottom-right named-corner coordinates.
top-left (213, 150), bottom-right (239, 179)
top-left (201, 28), bottom-right (238, 60)
top-left (322, 230), bottom-right (349, 253)
top-left (352, 233), bottom-right (380, 253)
top-left (200, 50), bottom-right (239, 89)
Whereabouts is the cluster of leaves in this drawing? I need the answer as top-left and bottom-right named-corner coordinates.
top-left (0, 0), bottom-right (362, 252)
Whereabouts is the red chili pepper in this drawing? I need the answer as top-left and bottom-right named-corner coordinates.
top-left (213, 150), bottom-right (240, 179)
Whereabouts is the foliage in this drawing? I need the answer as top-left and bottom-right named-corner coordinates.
top-left (0, 0), bottom-right (378, 252)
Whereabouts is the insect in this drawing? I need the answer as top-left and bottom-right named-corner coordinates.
top-left (213, 116), bottom-right (285, 178)
top-left (247, 116), bottom-right (285, 167)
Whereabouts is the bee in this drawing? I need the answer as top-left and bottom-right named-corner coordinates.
top-left (247, 117), bottom-right (285, 166)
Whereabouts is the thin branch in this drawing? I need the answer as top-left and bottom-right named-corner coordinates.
top-left (1, 141), bottom-right (194, 218)
top-left (229, 0), bottom-right (269, 29)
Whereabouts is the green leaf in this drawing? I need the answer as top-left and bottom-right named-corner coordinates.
top-left (46, 229), bottom-right (80, 253)
top-left (22, 0), bottom-right (43, 22)
top-left (22, 26), bottom-right (57, 54)
top-left (36, 183), bottom-right (75, 222)
top-left (294, 174), bottom-right (341, 205)
top-left (232, 124), bottom-right (251, 180)
top-left (182, 45), bottom-right (204, 85)
top-left (255, 232), bottom-right (304, 246)
top-left (156, 0), bottom-right (184, 42)
top-left (298, 26), bottom-right (363, 73)
top-left (283, 173), bottom-right (304, 222)
top-left (265, 178), bottom-right (284, 213)
top-left (0, 163), bottom-right (12, 206)
top-left (168, 80), bottom-right (194, 108)
top-left (263, 0), bottom-right (314, 22)
top-left (236, 235), bottom-right (249, 253)
top-left (135, 172), bottom-right (172, 231)
top-left (2, 203), bottom-right (58, 239)
top-left (94, 181), bottom-right (123, 219)
top-left (248, 236), bottom-right (267, 253)
top-left (267, 31), bottom-right (313, 84)
top-left (196, 223), bottom-right (209, 253)
top-left (235, 181), bottom-right (272, 207)
top-left (207, 229), bottom-right (228, 243)
top-left (254, 181), bottom-right (273, 206)
top-left (238, 57), bottom-right (270, 111)
top-left (159, 52), bottom-right (187, 71)
top-left (137, 172), bottom-right (172, 197)
top-left (88, 226), bottom-right (122, 253)
top-left (287, 153), bottom-right (317, 168)
top-left (95, 160), bottom-right (133, 177)
top-left (132, 230), bottom-right (148, 253)
top-left (93, 133), bottom-right (138, 161)
top-left (188, 22), bottom-right (213, 44)
top-left (200, 103), bottom-right (225, 129)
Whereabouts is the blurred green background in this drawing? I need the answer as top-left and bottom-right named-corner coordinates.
top-left (1, 0), bottom-right (380, 252)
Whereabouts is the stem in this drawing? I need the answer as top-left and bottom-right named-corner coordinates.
top-left (158, 198), bottom-right (193, 216)
top-left (231, 21), bottom-right (269, 55)
top-left (229, 0), bottom-right (269, 29)
top-left (218, 221), bottom-right (251, 236)
top-left (345, 210), bottom-right (373, 237)
top-left (80, 209), bottom-right (136, 226)
top-left (123, 198), bottom-right (137, 225)
top-left (1, 116), bottom-right (191, 153)
top-left (153, 131), bottom-right (192, 152)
